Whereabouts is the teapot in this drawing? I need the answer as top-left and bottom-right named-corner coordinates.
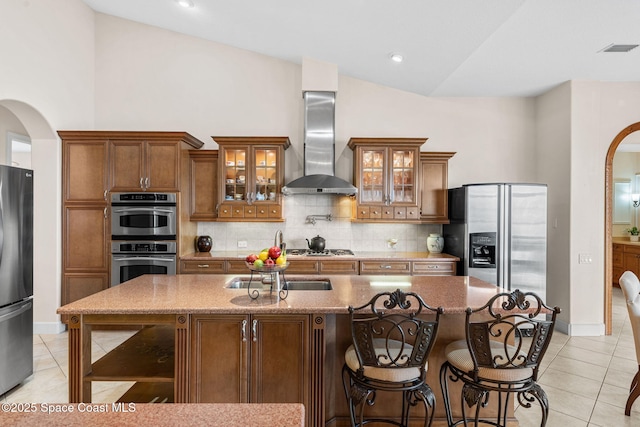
top-left (306, 235), bottom-right (326, 252)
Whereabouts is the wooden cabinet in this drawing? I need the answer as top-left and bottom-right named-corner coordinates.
top-left (419, 152), bottom-right (455, 223)
top-left (622, 244), bottom-right (640, 282)
top-left (60, 135), bottom-right (111, 316)
top-left (360, 260), bottom-right (412, 275)
top-left (188, 150), bottom-right (218, 221)
top-left (59, 131), bottom-right (204, 319)
top-left (348, 138), bottom-right (425, 223)
top-left (190, 314), bottom-right (312, 424)
top-left (613, 243), bottom-right (625, 285)
top-left (412, 260), bottom-right (456, 276)
top-left (214, 136), bottom-right (290, 222)
top-left (110, 134), bottom-right (202, 192)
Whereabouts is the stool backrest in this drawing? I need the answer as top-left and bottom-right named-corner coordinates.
top-left (465, 289), bottom-right (560, 381)
top-left (349, 289), bottom-right (443, 375)
top-left (619, 271), bottom-right (640, 364)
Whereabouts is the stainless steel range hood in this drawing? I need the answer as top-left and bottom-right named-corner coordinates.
top-left (282, 91), bottom-right (357, 195)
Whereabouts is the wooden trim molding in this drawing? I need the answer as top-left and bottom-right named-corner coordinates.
top-left (605, 122), bottom-right (640, 335)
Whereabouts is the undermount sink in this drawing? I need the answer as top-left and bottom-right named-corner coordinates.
top-left (225, 278), bottom-right (332, 291)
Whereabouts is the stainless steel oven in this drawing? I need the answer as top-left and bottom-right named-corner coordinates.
top-left (111, 193), bottom-right (177, 240)
top-left (111, 241), bottom-right (177, 286)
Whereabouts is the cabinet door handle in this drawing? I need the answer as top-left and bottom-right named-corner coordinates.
top-left (103, 207), bottom-right (107, 219)
top-left (241, 319), bottom-right (248, 342)
top-left (139, 177), bottom-right (144, 189)
top-left (103, 190), bottom-right (108, 200)
top-left (145, 177), bottom-right (150, 189)
top-left (252, 319), bottom-right (258, 342)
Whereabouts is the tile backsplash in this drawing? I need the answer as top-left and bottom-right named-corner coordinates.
top-left (197, 195), bottom-right (441, 253)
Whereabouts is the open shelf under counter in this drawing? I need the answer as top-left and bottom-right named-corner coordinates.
top-left (86, 324), bottom-right (175, 382)
top-left (117, 382), bottom-right (174, 403)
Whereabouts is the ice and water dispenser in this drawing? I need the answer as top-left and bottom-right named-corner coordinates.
top-left (469, 232), bottom-right (496, 268)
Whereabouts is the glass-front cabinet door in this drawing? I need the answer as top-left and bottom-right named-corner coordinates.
top-left (214, 137), bottom-right (290, 222)
top-left (390, 149), bottom-right (415, 205)
top-left (348, 138), bottom-right (425, 222)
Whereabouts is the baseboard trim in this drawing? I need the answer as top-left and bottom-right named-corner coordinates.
top-left (33, 322), bottom-right (66, 335)
top-left (557, 320), bottom-right (605, 336)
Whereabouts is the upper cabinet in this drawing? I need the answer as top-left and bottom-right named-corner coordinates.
top-left (213, 136), bottom-right (290, 222)
top-left (188, 150), bottom-right (218, 222)
top-left (348, 138), bottom-right (425, 222)
top-left (419, 152), bottom-right (456, 223)
top-left (109, 132), bottom-right (204, 192)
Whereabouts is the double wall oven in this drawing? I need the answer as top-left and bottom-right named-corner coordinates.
top-left (110, 193), bottom-right (177, 286)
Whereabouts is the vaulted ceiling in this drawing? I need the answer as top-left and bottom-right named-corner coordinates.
top-left (81, 0), bottom-right (640, 98)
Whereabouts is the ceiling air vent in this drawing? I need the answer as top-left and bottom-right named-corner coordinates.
top-left (600, 44), bottom-right (639, 53)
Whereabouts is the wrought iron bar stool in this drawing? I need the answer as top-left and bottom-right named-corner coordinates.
top-left (439, 289), bottom-right (560, 427)
top-left (341, 288), bottom-right (443, 427)
top-left (618, 271), bottom-right (640, 415)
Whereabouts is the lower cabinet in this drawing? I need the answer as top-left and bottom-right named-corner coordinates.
top-left (190, 314), bottom-right (315, 425)
top-left (613, 243), bottom-right (625, 285)
top-left (622, 244), bottom-right (640, 282)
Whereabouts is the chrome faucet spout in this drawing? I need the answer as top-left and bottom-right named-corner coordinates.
top-left (274, 229), bottom-right (284, 250)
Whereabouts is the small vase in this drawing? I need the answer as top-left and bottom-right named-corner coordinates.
top-left (196, 235), bottom-right (213, 252)
top-left (631, 235), bottom-right (639, 242)
top-left (427, 233), bottom-right (444, 253)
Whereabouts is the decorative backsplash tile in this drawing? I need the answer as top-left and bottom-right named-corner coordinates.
top-left (197, 195), bottom-right (441, 252)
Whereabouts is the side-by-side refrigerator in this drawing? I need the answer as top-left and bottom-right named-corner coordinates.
top-left (0, 165), bottom-right (34, 395)
top-left (443, 183), bottom-right (547, 300)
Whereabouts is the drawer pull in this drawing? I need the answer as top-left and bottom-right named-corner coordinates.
top-left (381, 264), bottom-right (392, 269)
top-left (197, 264), bottom-right (209, 268)
top-left (427, 265), bottom-right (439, 269)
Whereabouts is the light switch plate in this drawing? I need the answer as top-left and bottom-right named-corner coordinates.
top-left (578, 253), bottom-right (593, 264)
top-left (237, 240), bottom-right (247, 248)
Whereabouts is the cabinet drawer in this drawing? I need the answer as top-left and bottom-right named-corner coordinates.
top-left (319, 260), bottom-right (359, 275)
top-left (624, 244), bottom-right (640, 255)
top-left (360, 261), bottom-right (411, 274)
top-left (412, 261), bottom-right (455, 276)
top-left (356, 206), bottom-right (369, 219)
top-left (226, 259), bottom-right (249, 273)
top-left (406, 206), bottom-right (420, 220)
top-left (382, 207), bottom-right (394, 219)
top-left (243, 205), bottom-right (256, 218)
top-left (218, 204), bottom-right (233, 218)
top-left (180, 260), bottom-right (225, 274)
top-left (268, 204), bottom-right (282, 218)
top-left (369, 206), bottom-right (382, 219)
top-left (286, 260), bottom-right (319, 274)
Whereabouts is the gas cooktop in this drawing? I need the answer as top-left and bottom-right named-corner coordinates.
top-left (286, 249), bottom-right (355, 256)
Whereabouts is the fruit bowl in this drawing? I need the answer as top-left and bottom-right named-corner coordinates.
top-left (245, 261), bottom-right (289, 272)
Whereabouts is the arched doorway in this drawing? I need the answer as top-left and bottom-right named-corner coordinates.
top-left (0, 99), bottom-right (62, 333)
top-left (605, 121), bottom-right (640, 335)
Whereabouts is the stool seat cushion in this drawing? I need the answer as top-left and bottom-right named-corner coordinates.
top-left (444, 339), bottom-right (533, 383)
top-left (345, 338), bottom-right (426, 383)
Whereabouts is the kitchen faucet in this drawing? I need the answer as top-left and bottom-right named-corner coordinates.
top-left (274, 229), bottom-right (284, 250)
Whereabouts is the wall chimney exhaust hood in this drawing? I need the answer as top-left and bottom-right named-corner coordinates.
top-left (282, 91), bottom-right (357, 195)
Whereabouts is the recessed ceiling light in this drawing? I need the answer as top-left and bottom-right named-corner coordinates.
top-left (176, 0), bottom-right (194, 8)
top-left (389, 53), bottom-right (404, 63)
top-left (600, 43), bottom-right (639, 53)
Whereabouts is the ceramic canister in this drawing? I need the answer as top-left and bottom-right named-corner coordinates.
top-left (196, 235), bottom-right (213, 252)
top-left (427, 233), bottom-right (444, 253)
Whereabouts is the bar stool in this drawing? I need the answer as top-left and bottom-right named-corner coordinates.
top-left (618, 271), bottom-right (640, 415)
top-left (341, 288), bottom-right (443, 427)
top-left (439, 289), bottom-right (560, 427)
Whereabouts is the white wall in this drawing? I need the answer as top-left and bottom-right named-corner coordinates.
top-left (0, 0), bottom-right (95, 333)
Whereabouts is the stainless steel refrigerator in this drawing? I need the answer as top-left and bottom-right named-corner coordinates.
top-left (0, 165), bottom-right (33, 395)
top-left (443, 183), bottom-right (547, 300)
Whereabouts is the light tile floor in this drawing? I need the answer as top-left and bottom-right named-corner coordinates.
top-left (1, 289), bottom-right (639, 426)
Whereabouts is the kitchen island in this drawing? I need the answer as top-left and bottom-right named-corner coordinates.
top-left (57, 274), bottom-right (512, 427)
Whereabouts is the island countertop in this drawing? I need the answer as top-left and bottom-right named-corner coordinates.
top-left (57, 274), bottom-right (500, 316)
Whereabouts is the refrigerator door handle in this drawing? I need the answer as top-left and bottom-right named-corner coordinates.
top-left (0, 300), bottom-right (32, 323)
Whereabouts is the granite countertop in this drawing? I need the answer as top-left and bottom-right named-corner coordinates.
top-left (181, 251), bottom-right (459, 261)
top-left (57, 274), bottom-right (500, 316)
top-left (0, 403), bottom-right (304, 427)
top-left (612, 237), bottom-right (640, 246)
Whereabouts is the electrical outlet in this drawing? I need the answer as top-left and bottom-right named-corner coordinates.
top-left (578, 253), bottom-right (593, 264)
top-left (237, 240), bottom-right (247, 248)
